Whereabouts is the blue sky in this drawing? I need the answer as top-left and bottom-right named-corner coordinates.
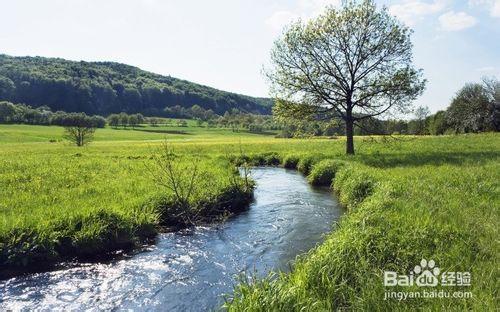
top-left (0, 0), bottom-right (499, 113)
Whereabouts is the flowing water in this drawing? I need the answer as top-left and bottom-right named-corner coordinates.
top-left (0, 168), bottom-right (344, 311)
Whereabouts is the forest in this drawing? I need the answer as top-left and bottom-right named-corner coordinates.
top-left (0, 54), bottom-right (273, 116)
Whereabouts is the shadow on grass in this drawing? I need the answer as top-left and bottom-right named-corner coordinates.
top-left (134, 129), bottom-right (192, 135)
top-left (242, 130), bottom-right (277, 136)
top-left (355, 150), bottom-right (500, 168)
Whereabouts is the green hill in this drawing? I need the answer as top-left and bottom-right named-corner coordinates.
top-left (0, 54), bottom-right (273, 116)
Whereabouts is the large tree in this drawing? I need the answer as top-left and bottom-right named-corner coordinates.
top-left (446, 78), bottom-right (500, 133)
top-left (268, 0), bottom-right (426, 154)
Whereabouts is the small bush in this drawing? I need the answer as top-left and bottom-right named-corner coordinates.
top-left (297, 154), bottom-right (325, 175)
top-left (240, 152), bottom-right (282, 166)
top-left (150, 182), bottom-right (254, 228)
top-left (282, 154), bottom-right (300, 169)
top-left (228, 154), bottom-right (250, 166)
top-left (249, 154), bottom-right (266, 166)
top-left (308, 159), bottom-right (345, 186)
top-left (263, 152), bottom-right (281, 166)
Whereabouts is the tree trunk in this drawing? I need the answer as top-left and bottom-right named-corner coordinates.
top-left (345, 113), bottom-right (355, 155)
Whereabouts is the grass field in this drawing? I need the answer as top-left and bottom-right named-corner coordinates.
top-left (0, 124), bottom-right (499, 310)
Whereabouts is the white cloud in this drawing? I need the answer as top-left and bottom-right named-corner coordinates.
top-left (477, 66), bottom-right (496, 72)
top-left (265, 0), bottom-right (341, 31)
top-left (389, 0), bottom-right (447, 26)
top-left (468, 0), bottom-right (488, 6)
top-left (468, 0), bottom-right (500, 17)
top-left (298, 0), bottom-right (341, 17)
top-left (492, 0), bottom-right (500, 16)
top-left (438, 11), bottom-right (477, 31)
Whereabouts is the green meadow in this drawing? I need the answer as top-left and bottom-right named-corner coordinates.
top-left (0, 124), bottom-right (499, 310)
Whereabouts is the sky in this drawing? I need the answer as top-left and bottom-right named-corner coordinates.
top-left (0, 0), bottom-right (499, 113)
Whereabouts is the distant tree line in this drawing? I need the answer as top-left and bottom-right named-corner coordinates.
top-left (216, 110), bottom-right (279, 133)
top-left (277, 77), bottom-right (499, 137)
top-left (163, 104), bottom-right (217, 120)
top-left (0, 54), bottom-right (273, 117)
top-left (0, 101), bottom-right (106, 128)
top-left (146, 107), bottom-right (279, 133)
top-left (405, 77), bottom-right (499, 135)
top-left (107, 112), bottom-right (145, 128)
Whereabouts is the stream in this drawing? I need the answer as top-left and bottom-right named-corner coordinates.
top-left (0, 167), bottom-right (344, 311)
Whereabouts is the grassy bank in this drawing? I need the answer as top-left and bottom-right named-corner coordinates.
top-left (225, 139), bottom-right (499, 310)
top-left (0, 157), bottom-right (252, 272)
top-left (1, 124), bottom-right (498, 310)
top-left (0, 125), bottom-right (258, 271)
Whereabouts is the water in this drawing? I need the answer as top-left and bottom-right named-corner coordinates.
top-left (0, 168), bottom-right (344, 311)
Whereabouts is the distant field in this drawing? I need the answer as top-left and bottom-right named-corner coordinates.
top-left (0, 123), bottom-right (278, 144)
top-left (0, 124), bottom-right (498, 310)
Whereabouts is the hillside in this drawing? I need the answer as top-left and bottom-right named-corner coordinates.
top-left (0, 54), bottom-right (273, 116)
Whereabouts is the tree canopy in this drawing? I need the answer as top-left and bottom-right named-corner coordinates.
top-left (446, 78), bottom-right (499, 133)
top-left (62, 113), bottom-right (98, 146)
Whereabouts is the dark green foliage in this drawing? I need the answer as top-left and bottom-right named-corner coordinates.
top-left (263, 153), bottom-right (282, 166)
top-left (89, 115), bottom-right (106, 128)
top-left (282, 154), bottom-right (301, 169)
top-left (297, 154), bottom-right (325, 175)
top-left (106, 112), bottom-right (145, 129)
top-left (333, 167), bottom-right (376, 209)
top-left (228, 152), bottom-right (282, 167)
top-left (0, 101), bottom-right (17, 123)
top-left (164, 104), bottom-right (217, 120)
top-left (244, 154), bottom-right (264, 166)
top-left (0, 209), bottom-right (157, 269)
top-left (151, 184), bottom-right (254, 228)
top-left (426, 110), bottom-right (448, 135)
top-left (446, 81), bottom-right (499, 133)
top-left (227, 154), bottom-right (250, 167)
top-left (0, 54), bottom-right (272, 116)
top-left (245, 152), bottom-right (281, 166)
top-left (307, 159), bottom-right (345, 186)
top-left (354, 118), bottom-right (386, 136)
top-left (107, 113), bottom-right (120, 128)
top-left (0, 75), bottom-right (15, 98)
top-left (248, 124), bottom-right (264, 133)
top-left (62, 113), bottom-right (98, 146)
top-left (0, 101), bottom-right (106, 128)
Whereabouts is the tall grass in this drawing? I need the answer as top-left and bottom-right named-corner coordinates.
top-left (307, 159), bottom-right (345, 186)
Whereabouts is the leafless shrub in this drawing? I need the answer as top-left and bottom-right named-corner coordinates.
top-left (147, 141), bottom-right (205, 224)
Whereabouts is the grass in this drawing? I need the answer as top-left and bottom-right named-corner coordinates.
top-left (307, 159), bottom-right (345, 186)
top-left (0, 123), bottom-right (277, 144)
top-left (0, 124), bottom-right (499, 310)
